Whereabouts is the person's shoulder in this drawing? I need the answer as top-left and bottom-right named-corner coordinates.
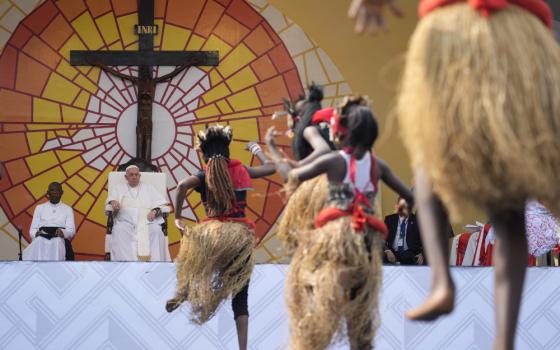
top-left (35, 202), bottom-right (48, 210)
top-left (384, 213), bottom-right (399, 221)
top-left (60, 202), bottom-right (73, 211)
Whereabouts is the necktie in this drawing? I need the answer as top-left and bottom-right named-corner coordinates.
top-left (398, 219), bottom-right (406, 252)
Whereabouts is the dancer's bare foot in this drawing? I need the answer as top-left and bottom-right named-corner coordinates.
top-left (165, 297), bottom-right (183, 313)
top-left (405, 283), bottom-right (455, 321)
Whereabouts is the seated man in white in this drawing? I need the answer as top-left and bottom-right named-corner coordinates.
top-left (23, 182), bottom-right (76, 261)
top-left (106, 165), bottom-right (171, 261)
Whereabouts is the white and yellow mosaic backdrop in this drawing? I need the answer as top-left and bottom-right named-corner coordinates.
top-left (0, 0), bottom-right (351, 261)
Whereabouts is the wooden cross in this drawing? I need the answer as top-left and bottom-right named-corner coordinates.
top-left (70, 0), bottom-right (219, 162)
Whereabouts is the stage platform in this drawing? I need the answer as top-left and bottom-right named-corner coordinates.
top-left (0, 262), bottom-right (558, 349)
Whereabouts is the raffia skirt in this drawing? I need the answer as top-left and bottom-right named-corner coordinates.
top-left (398, 4), bottom-right (560, 221)
top-left (286, 216), bottom-right (384, 350)
top-left (277, 175), bottom-right (328, 254)
top-left (171, 220), bottom-right (255, 324)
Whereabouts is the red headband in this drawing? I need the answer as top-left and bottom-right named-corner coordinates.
top-left (311, 107), bottom-right (349, 138)
top-left (419, 0), bottom-right (552, 29)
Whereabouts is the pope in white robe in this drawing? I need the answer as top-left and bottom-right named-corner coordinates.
top-left (106, 166), bottom-right (171, 261)
top-left (23, 182), bottom-right (76, 261)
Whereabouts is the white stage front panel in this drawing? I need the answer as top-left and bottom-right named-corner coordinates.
top-left (0, 263), bottom-right (558, 349)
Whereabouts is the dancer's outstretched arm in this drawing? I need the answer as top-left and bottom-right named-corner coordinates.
top-left (296, 126), bottom-right (332, 166)
top-left (377, 158), bottom-right (414, 204)
top-left (174, 176), bottom-right (202, 232)
top-left (246, 141), bottom-right (276, 178)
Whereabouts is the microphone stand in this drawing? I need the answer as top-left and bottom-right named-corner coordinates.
top-left (17, 226), bottom-right (23, 261)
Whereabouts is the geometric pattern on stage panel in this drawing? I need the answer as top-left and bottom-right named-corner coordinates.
top-left (0, 0), bottom-right (351, 261)
top-left (1, 263), bottom-right (559, 350)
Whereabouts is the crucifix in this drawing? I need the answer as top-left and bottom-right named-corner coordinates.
top-left (70, 0), bottom-right (219, 162)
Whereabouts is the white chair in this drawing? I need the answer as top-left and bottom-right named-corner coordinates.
top-left (105, 172), bottom-right (171, 260)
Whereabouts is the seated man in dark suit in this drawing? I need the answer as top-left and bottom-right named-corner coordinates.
top-left (384, 196), bottom-right (425, 265)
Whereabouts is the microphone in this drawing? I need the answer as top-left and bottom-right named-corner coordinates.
top-left (16, 226), bottom-right (23, 261)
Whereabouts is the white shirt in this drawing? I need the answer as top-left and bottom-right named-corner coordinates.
top-left (392, 216), bottom-right (409, 251)
top-left (30, 201), bottom-right (76, 240)
top-left (338, 150), bottom-right (375, 193)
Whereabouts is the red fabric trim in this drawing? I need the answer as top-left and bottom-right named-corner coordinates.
top-left (456, 232), bottom-right (472, 265)
top-left (313, 151), bottom-right (385, 238)
top-left (478, 223), bottom-right (492, 265)
top-left (315, 207), bottom-right (388, 239)
top-left (483, 243), bottom-right (494, 266)
top-left (418, 0), bottom-right (552, 29)
top-left (227, 159), bottom-right (252, 190)
top-left (311, 107), bottom-right (334, 125)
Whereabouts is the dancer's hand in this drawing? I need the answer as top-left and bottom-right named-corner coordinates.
top-left (348, 0), bottom-right (404, 34)
top-left (147, 210), bottom-right (156, 222)
top-left (174, 218), bottom-right (186, 233)
top-left (415, 253), bottom-right (424, 265)
top-left (265, 127), bottom-right (283, 161)
top-left (385, 249), bottom-right (396, 263)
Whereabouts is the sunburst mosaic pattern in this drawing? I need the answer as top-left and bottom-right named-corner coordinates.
top-left (0, 0), bottom-right (351, 262)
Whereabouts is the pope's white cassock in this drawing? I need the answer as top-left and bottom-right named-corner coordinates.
top-left (23, 201), bottom-right (75, 261)
top-left (107, 182), bottom-right (171, 261)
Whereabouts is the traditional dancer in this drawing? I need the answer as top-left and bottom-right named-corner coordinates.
top-left (397, 1), bottom-right (560, 349)
top-left (166, 125), bottom-right (274, 350)
top-left (268, 84), bottom-right (335, 253)
top-left (269, 100), bottom-right (412, 350)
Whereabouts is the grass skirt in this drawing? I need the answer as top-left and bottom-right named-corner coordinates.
top-left (398, 4), bottom-right (560, 221)
top-left (277, 175), bottom-right (328, 254)
top-left (286, 217), bottom-right (383, 350)
top-left (171, 220), bottom-right (255, 324)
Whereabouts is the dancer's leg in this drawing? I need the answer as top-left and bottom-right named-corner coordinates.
top-left (490, 210), bottom-right (527, 350)
top-left (232, 283), bottom-right (249, 350)
top-left (406, 168), bottom-right (455, 320)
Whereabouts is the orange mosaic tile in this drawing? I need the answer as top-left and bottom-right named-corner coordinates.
top-left (15, 53), bottom-right (51, 95)
top-left (255, 75), bottom-right (289, 107)
top-left (111, 0), bottom-right (136, 16)
top-left (194, 0), bottom-right (225, 38)
top-left (216, 0), bottom-right (232, 7)
top-left (268, 45), bottom-right (295, 73)
top-left (0, 46), bottom-right (17, 89)
top-left (283, 68), bottom-right (304, 100)
top-left (247, 177), bottom-right (267, 216)
top-left (261, 21), bottom-right (281, 45)
top-left (71, 220), bottom-right (105, 254)
top-left (11, 211), bottom-right (34, 242)
top-left (22, 36), bottom-right (61, 69)
top-left (4, 184), bottom-right (35, 216)
top-left (166, 0), bottom-right (204, 29)
top-left (5, 159), bottom-right (32, 184)
top-left (262, 182), bottom-right (283, 223)
top-left (154, 0), bottom-right (168, 18)
top-left (226, 0), bottom-right (261, 29)
top-left (23, 1), bottom-right (58, 34)
top-left (256, 115), bottom-right (292, 147)
top-left (40, 15), bottom-right (73, 50)
top-left (3, 124), bottom-right (27, 132)
top-left (250, 54), bottom-right (277, 81)
top-left (55, 0), bottom-right (87, 22)
top-left (243, 24), bottom-right (274, 56)
top-left (254, 218), bottom-right (269, 242)
top-left (0, 90), bottom-right (32, 122)
top-left (86, 0), bottom-right (112, 17)
top-left (9, 26), bottom-right (33, 49)
top-left (213, 15), bottom-right (249, 46)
